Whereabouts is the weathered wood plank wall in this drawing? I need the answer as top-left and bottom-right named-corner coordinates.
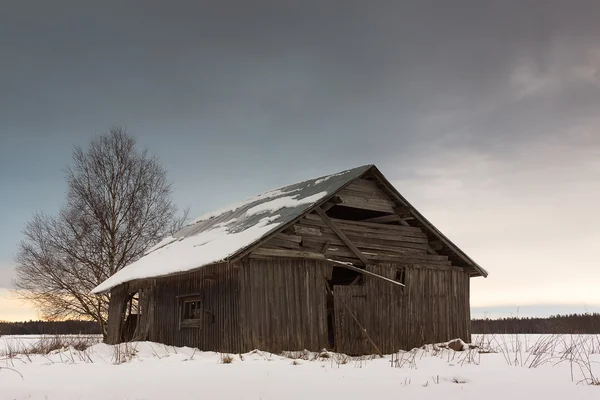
top-left (107, 258), bottom-right (333, 353)
top-left (107, 259), bottom-right (471, 353)
top-left (331, 265), bottom-right (470, 354)
top-left (266, 212), bottom-right (451, 267)
top-left (238, 258), bottom-right (331, 353)
top-left (149, 262), bottom-right (242, 352)
top-left (333, 285), bottom-right (372, 354)
top-left (109, 262), bottom-right (244, 352)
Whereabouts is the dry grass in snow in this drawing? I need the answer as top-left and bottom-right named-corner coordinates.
top-left (0, 334), bottom-right (599, 399)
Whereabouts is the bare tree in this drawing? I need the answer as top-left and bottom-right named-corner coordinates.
top-left (14, 128), bottom-right (187, 338)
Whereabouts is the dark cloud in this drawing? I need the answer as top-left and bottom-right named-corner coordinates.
top-left (2, 1), bottom-right (600, 308)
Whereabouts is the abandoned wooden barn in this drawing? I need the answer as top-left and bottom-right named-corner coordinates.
top-left (93, 165), bottom-right (487, 355)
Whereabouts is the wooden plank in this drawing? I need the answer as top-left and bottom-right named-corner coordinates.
top-left (339, 188), bottom-right (391, 203)
top-left (350, 240), bottom-right (442, 257)
top-left (296, 230), bottom-right (430, 255)
top-left (361, 214), bottom-right (402, 223)
top-left (106, 284), bottom-right (128, 344)
top-left (338, 188), bottom-right (395, 203)
top-left (241, 258), bottom-right (329, 352)
top-left (305, 213), bottom-right (423, 234)
top-left (301, 238), bottom-right (449, 263)
top-left (274, 233), bottom-right (302, 243)
top-left (336, 194), bottom-right (396, 213)
top-left (315, 245), bottom-right (452, 266)
top-left (301, 219), bottom-right (427, 241)
top-left (314, 207), bottom-right (370, 266)
top-left (299, 219), bottom-right (428, 242)
top-left (333, 217), bottom-right (421, 234)
top-left (249, 248), bottom-right (327, 261)
top-left (337, 225), bottom-right (428, 244)
top-left (293, 225), bottom-right (321, 236)
top-left (264, 238), bottom-right (301, 250)
top-left (338, 230), bottom-right (429, 250)
top-left (346, 179), bottom-right (381, 192)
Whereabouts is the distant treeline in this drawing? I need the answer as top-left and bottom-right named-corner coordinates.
top-left (0, 320), bottom-right (102, 335)
top-left (3, 313), bottom-right (600, 336)
top-left (472, 313), bottom-right (600, 334)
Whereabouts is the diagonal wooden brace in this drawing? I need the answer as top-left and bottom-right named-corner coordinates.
top-left (314, 206), bottom-right (370, 266)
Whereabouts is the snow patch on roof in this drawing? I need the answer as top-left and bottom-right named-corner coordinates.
top-left (246, 191), bottom-right (328, 217)
top-left (189, 188), bottom-right (300, 225)
top-left (144, 236), bottom-right (179, 255)
top-left (314, 172), bottom-right (345, 185)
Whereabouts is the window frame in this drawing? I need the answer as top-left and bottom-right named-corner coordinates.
top-left (178, 294), bottom-right (203, 329)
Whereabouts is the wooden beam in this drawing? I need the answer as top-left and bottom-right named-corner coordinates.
top-left (320, 198), bottom-right (341, 212)
top-left (314, 207), bottom-right (369, 266)
top-left (328, 259), bottom-right (404, 288)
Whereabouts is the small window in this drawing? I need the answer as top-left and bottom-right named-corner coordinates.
top-left (183, 299), bottom-right (202, 319)
top-left (179, 296), bottom-right (203, 329)
top-left (395, 267), bottom-right (406, 286)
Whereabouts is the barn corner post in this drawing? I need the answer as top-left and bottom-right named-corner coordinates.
top-left (465, 270), bottom-right (472, 343)
top-left (105, 284), bottom-right (128, 344)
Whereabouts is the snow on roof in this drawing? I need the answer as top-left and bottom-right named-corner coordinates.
top-left (92, 165), bottom-right (372, 293)
top-left (245, 192), bottom-right (328, 216)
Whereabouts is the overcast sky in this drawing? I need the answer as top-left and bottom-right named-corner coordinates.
top-left (2, 1), bottom-right (600, 321)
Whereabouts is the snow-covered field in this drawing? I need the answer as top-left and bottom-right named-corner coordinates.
top-left (1, 334), bottom-right (599, 399)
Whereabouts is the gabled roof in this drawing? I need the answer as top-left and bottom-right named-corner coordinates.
top-left (92, 164), bottom-right (486, 294)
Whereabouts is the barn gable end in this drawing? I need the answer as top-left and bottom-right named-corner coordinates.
top-left (248, 168), bottom-right (483, 277)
